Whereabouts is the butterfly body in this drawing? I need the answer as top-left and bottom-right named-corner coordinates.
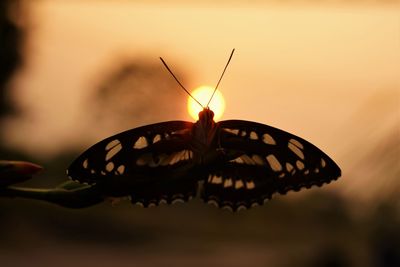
top-left (191, 108), bottom-right (219, 158)
top-left (67, 107), bottom-right (341, 210)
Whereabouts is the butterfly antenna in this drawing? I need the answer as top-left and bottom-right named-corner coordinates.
top-left (206, 48), bottom-right (235, 108)
top-left (160, 57), bottom-right (204, 109)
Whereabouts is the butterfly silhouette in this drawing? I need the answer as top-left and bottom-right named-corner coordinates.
top-left (67, 50), bottom-right (341, 211)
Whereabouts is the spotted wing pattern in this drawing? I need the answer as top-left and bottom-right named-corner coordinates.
top-left (201, 120), bottom-right (341, 211)
top-left (67, 121), bottom-right (199, 205)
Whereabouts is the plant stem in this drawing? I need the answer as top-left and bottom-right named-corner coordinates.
top-left (0, 185), bottom-right (104, 208)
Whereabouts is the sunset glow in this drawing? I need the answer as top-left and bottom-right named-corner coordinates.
top-left (188, 86), bottom-right (225, 121)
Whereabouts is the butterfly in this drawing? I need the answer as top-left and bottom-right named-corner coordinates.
top-left (67, 49), bottom-right (341, 211)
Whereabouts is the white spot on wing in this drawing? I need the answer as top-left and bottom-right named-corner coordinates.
top-left (249, 131), bottom-right (258, 140)
top-left (296, 160), bottom-right (305, 170)
top-left (207, 199), bottom-right (219, 207)
top-left (105, 142), bottom-right (122, 161)
top-left (241, 154), bottom-right (256, 165)
top-left (262, 133), bottom-right (276, 145)
top-left (170, 152), bottom-right (181, 165)
top-left (246, 180), bottom-right (255, 190)
top-left (169, 151), bottom-right (184, 165)
top-left (289, 138), bottom-right (304, 149)
top-left (237, 205), bottom-right (247, 211)
top-left (153, 134), bottom-right (161, 143)
top-left (183, 150), bottom-right (191, 161)
top-left (172, 198), bottom-right (185, 204)
top-left (251, 202), bottom-right (259, 208)
top-left (230, 157), bottom-right (244, 164)
top-left (133, 136), bottom-right (148, 149)
top-left (224, 128), bottom-right (239, 135)
top-left (252, 155), bottom-right (265, 165)
top-left (116, 165), bottom-right (125, 175)
top-left (106, 162), bottom-right (114, 172)
top-left (82, 159), bottom-right (88, 169)
top-left (286, 162), bottom-right (294, 172)
top-left (266, 154), bottom-right (282, 172)
top-left (183, 150), bottom-right (189, 161)
top-left (321, 158), bottom-right (326, 168)
top-left (235, 180), bottom-right (244, 189)
top-left (135, 202), bottom-right (144, 208)
top-left (222, 205), bottom-right (233, 212)
top-left (224, 178), bottom-right (233, 188)
top-left (288, 142), bottom-right (305, 160)
top-left (105, 139), bottom-right (120, 150)
top-left (211, 175), bottom-right (222, 184)
top-left (171, 128), bottom-right (190, 135)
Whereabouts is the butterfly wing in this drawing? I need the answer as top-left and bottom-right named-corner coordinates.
top-left (202, 120), bottom-right (341, 210)
top-left (67, 121), bottom-right (200, 206)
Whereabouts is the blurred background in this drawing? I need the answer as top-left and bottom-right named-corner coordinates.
top-left (0, 0), bottom-right (399, 266)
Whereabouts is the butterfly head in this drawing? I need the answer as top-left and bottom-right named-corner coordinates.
top-left (198, 108), bottom-right (214, 123)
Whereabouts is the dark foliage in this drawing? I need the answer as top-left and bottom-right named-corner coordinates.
top-left (0, 0), bottom-right (25, 118)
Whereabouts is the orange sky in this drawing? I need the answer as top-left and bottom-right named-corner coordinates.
top-left (4, 1), bottom-right (399, 199)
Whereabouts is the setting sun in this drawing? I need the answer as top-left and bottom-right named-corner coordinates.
top-left (188, 85), bottom-right (225, 121)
